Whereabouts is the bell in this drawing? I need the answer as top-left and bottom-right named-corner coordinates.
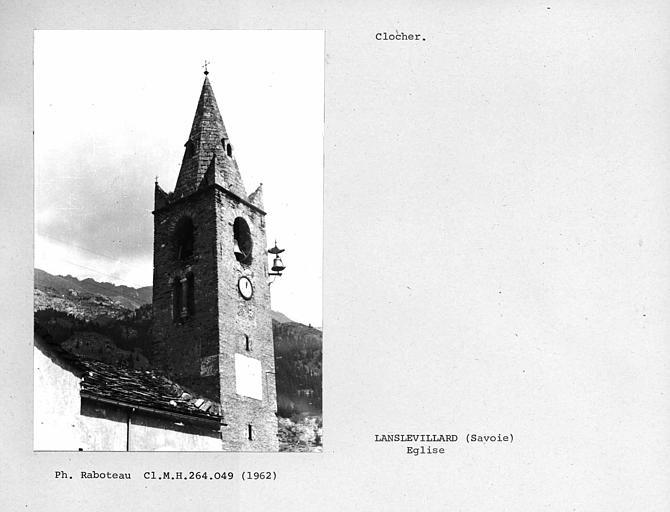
top-left (271, 255), bottom-right (285, 273)
top-left (233, 239), bottom-right (244, 259)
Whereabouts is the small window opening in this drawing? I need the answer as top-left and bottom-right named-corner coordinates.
top-left (248, 424), bottom-right (253, 441)
top-left (184, 140), bottom-right (195, 159)
top-left (174, 217), bottom-right (194, 261)
top-left (233, 217), bottom-right (253, 265)
top-left (186, 273), bottom-right (195, 315)
top-left (226, 143), bottom-right (232, 157)
top-left (245, 335), bottom-right (250, 351)
top-left (173, 274), bottom-right (194, 321)
top-left (172, 279), bottom-right (182, 322)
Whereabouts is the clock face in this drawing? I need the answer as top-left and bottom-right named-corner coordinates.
top-left (238, 276), bottom-right (254, 300)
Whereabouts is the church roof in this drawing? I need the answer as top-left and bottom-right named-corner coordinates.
top-left (79, 359), bottom-right (222, 422)
top-left (35, 329), bottom-right (222, 424)
top-left (173, 76), bottom-right (247, 199)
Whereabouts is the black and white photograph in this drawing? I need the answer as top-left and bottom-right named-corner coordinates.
top-left (33, 30), bottom-right (323, 452)
top-left (2, 2), bottom-right (670, 510)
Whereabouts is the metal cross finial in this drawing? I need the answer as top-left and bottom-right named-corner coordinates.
top-left (202, 60), bottom-right (210, 75)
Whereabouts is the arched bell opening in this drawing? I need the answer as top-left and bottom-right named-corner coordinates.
top-left (174, 217), bottom-right (195, 261)
top-left (233, 217), bottom-right (253, 266)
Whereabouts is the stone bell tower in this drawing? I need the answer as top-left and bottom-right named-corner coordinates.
top-left (152, 71), bottom-right (278, 451)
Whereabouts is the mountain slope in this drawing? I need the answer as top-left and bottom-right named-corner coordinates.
top-left (34, 269), bottom-right (322, 417)
top-left (35, 268), bottom-right (152, 316)
top-left (273, 320), bottom-right (323, 416)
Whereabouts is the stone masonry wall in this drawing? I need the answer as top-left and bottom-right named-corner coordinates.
top-left (152, 185), bottom-right (279, 451)
top-left (152, 188), bottom-right (221, 401)
top-left (215, 189), bottom-right (279, 451)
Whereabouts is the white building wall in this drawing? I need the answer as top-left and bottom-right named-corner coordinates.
top-left (35, 342), bottom-right (82, 450)
top-left (129, 414), bottom-right (222, 451)
top-left (34, 343), bottom-right (126, 451)
top-left (35, 342), bottom-right (222, 451)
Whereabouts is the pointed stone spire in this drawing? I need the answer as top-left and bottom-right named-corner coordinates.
top-left (174, 76), bottom-right (247, 198)
top-left (248, 183), bottom-right (264, 210)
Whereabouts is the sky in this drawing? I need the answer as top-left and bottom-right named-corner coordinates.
top-left (34, 30), bottom-right (323, 326)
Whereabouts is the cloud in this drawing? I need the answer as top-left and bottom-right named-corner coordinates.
top-left (36, 138), bottom-right (162, 265)
top-left (34, 30), bottom-right (323, 324)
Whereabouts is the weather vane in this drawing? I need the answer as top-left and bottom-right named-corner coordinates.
top-left (202, 60), bottom-right (210, 75)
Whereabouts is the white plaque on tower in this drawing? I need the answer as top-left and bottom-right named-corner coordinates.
top-left (234, 353), bottom-right (263, 400)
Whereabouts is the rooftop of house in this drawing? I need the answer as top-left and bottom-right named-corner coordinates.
top-left (79, 358), bottom-right (222, 421)
top-left (35, 327), bottom-right (222, 424)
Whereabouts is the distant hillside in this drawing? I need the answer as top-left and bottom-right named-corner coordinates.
top-left (34, 268), bottom-right (322, 418)
top-left (35, 268), bottom-right (151, 317)
top-left (270, 310), bottom-right (294, 324)
top-left (273, 320), bottom-right (323, 416)
top-left (35, 269), bottom-right (292, 324)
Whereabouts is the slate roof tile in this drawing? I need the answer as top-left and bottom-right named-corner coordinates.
top-left (78, 358), bottom-right (222, 421)
top-left (36, 325), bottom-right (221, 422)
